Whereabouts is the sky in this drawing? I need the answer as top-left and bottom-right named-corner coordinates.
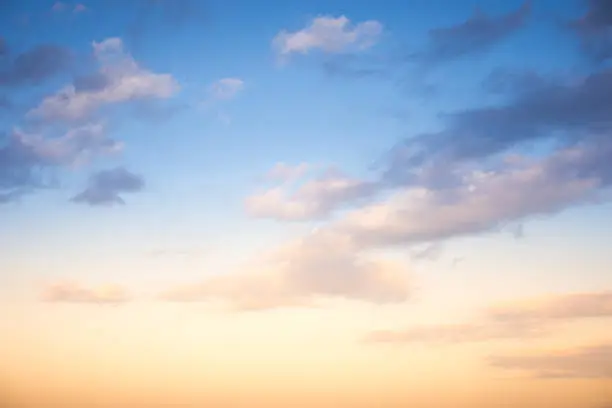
top-left (1, 0), bottom-right (612, 407)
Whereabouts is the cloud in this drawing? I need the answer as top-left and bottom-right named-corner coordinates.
top-left (73, 4), bottom-right (87, 13)
top-left (273, 15), bottom-right (382, 60)
top-left (366, 321), bottom-right (544, 344)
top-left (208, 77), bottom-right (244, 101)
top-left (384, 67), bottom-right (612, 185)
top-left (338, 136), bottom-right (612, 247)
top-left (28, 37), bottom-right (179, 123)
top-left (416, 2), bottom-right (531, 66)
top-left (161, 228), bottom-right (411, 310)
top-left (488, 343), bottom-right (612, 379)
top-left (71, 167), bottom-right (144, 206)
top-left (0, 43), bottom-right (72, 87)
top-left (569, 0), bottom-right (612, 62)
top-left (1, 124), bottom-right (121, 203)
top-left (246, 165), bottom-right (378, 221)
top-left (41, 281), bottom-right (131, 304)
top-left (366, 291), bottom-right (612, 344)
top-left (489, 291), bottom-right (612, 322)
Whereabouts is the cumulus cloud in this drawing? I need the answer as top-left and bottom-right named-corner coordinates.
top-left (0, 43), bottom-right (72, 87)
top-left (273, 15), bottom-right (382, 60)
top-left (265, 162), bottom-right (310, 183)
top-left (488, 343), bottom-right (612, 379)
top-left (366, 291), bottom-right (612, 344)
top-left (41, 281), bottom-right (131, 304)
top-left (246, 165), bottom-right (378, 221)
top-left (71, 167), bottom-right (144, 206)
top-left (28, 37), bottom-right (179, 122)
top-left (161, 228), bottom-right (411, 310)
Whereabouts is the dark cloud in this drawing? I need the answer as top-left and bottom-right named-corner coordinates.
top-left (71, 167), bottom-right (144, 206)
top-left (128, 0), bottom-right (209, 49)
top-left (383, 67), bottom-right (612, 187)
top-left (73, 72), bottom-right (110, 92)
top-left (0, 125), bottom-right (121, 204)
top-left (569, 0), bottom-right (612, 62)
top-left (488, 344), bottom-right (612, 379)
top-left (0, 37), bottom-right (7, 56)
top-left (417, 1), bottom-right (531, 66)
top-left (0, 44), bottom-right (72, 87)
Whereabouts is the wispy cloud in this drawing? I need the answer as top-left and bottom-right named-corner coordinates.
top-left (366, 291), bottom-right (612, 344)
top-left (0, 43), bottom-right (73, 87)
top-left (160, 228), bottom-right (411, 310)
top-left (41, 281), bottom-right (131, 304)
top-left (488, 343), bottom-right (612, 379)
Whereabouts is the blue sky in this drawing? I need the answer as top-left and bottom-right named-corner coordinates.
top-left (2, 1), bottom-right (612, 407)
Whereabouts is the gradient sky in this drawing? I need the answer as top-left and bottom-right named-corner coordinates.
top-left (2, 1), bottom-right (612, 407)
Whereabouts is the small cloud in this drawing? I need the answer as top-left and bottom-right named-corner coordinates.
top-left (52, 2), bottom-right (66, 12)
top-left (208, 77), bottom-right (244, 101)
top-left (488, 343), bottom-right (612, 379)
top-left (71, 167), bottom-right (144, 206)
top-left (73, 4), bottom-right (87, 13)
top-left (273, 15), bottom-right (382, 61)
top-left (41, 281), bottom-right (131, 304)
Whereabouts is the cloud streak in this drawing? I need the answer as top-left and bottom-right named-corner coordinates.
top-left (41, 281), bottom-right (131, 304)
top-left (366, 291), bottom-right (612, 344)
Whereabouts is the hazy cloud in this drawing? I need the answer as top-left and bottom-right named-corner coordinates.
top-left (273, 15), bottom-right (382, 61)
top-left (161, 229), bottom-right (411, 310)
top-left (29, 37), bottom-right (179, 123)
top-left (71, 167), bottom-right (144, 206)
top-left (488, 343), bottom-right (612, 378)
top-left (41, 281), bottom-right (131, 304)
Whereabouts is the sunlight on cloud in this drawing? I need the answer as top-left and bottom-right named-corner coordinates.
top-left (273, 15), bottom-right (382, 61)
top-left (41, 281), bottom-right (131, 304)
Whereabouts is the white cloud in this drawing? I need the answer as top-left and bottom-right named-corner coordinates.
top-left (41, 281), bottom-right (131, 304)
top-left (273, 15), bottom-right (383, 59)
top-left (161, 228), bottom-right (411, 310)
top-left (245, 165), bottom-right (378, 221)
top-left (28, 37), bottom-right (179, 122)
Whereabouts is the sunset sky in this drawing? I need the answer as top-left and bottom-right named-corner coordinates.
top-left (1, 0), bottom-right (612, 407)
